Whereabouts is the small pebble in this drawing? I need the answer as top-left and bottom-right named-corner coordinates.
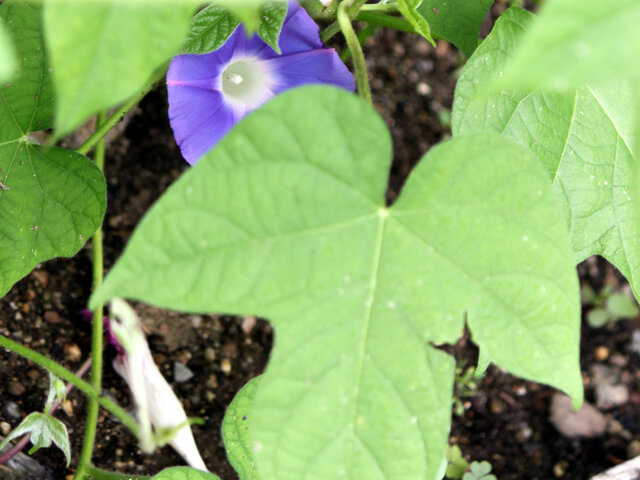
top-left (64, 343), bottom-right (82, 362)
top-left (596, 383), bottom-right (629, 409)
top-left (205, 391), bottom-right (216, 402)
top-left (8, 381), bottom-right (25, 396)
top-left (594, 345), bottom-right (610, 362)
top-left (43, 310), bottom-right (61, 324)
top-left (627, 440), bottom-right (640, 458)
top-left (609, 354), bottom-right (627, 367)
top-left (204, 347), bottom-right (216, 362)
top-left (62, 399), bottom-right (73, 416)
top-left (189, 315), bottom-right (202, 329)
top-left (435, 41), bottom-right (450, 58)
top-left (489, 398), bottom-right (505, 414)
top-left (241, 316), bottom-right (257, 335)
top-left (553, 462), bottom-right (566, 477)
top-left (630, 329), bottom-right (640, 352)
top-left (27, 369), bottom-right (40, 380)
top-left (31, 270), bottom-right (48, 287)
top-left (0, 421), bottom-right (11, 435)
top-left (4, 401), bottom-right (21, 419)
top-left (173, 361), bottom-right (194, 383)
top-left (415, 39), bottom-right (432, 55)
top-left (221, 358), bottom-right (232, 375)
top-left (549, 393), bottom-right (607, 438)
top-left (590, 364), bottom-right (620, 386)
top-left (206, 374), bottom-right (218, 389)
top-left (416, 82), bottom-right (432, 96)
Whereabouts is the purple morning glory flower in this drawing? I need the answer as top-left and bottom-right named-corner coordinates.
top-left (167, 1), bottom-right (355, 165)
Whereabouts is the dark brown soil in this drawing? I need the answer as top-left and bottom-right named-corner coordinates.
top-left (2, 16), bottom-right (640, 480)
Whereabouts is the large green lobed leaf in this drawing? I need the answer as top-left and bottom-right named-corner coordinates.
top-left (0, 0), bottom-right (106, 298)
top-left (416, 0), bottom-right (493, 57)
top-left (0, 18), bottom-right (16, 82)
top-left (43, 0), bottom-right (195, 135)
top-left (494, 0), bottom-right (640, 91)
top-left (92, 86), bottom-right (581, 479)
top-left (453, 7), bottom-right (640, 300)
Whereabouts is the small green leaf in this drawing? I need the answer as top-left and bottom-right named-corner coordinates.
top-left (606, 293), bottom-right (639, 319)
top-left (581, 285), bottom-right (597, 306)
top-left (222, 377), bottom-right (261, 480)
top-left (0, 412), bottom-right (70, 466)
top-left (587, 308), bottom-right (611, 328)
top-left (213, 1), bottom-right (263, 33)
top-left (0, 0), bottom-right (106, 298)
top-left (43, 0), bottom-right (195, 135)
top-left (150, 467), bottom-right (221, 480)
top-left (93, 86), bottom-right (582, 478)
top-left (0, 18), bottom-right (16, 82)
top-left (463, 461), bottom-right (496, 480)
top-left (416, 0), bottom-right (493, 57)
top-left (453, 7), bottom-right (640, 302)
top-left (495, 0), bottom-right (640, 91)
top-left (397, 0), bottom-right (436, 46)
top-left (44, 373), bottom-right (65, 413)
top-left (445, 445), bottom-right (468, 478)
top-left (257, 0), bottom-right (287, 54)
top-left (181, 4), bottom-right (240, 55)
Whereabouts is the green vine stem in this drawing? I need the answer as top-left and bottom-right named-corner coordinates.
top-left (75, 111), bottom-right (108, 480)
top-left (0, 335), bottom-right (138, 435)
top-left (76, 62), bottom-right (168, 156)
top-left (337, 1), bottom-right (371, 103)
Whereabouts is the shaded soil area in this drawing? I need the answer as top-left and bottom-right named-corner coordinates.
top-left (2, 13), bottom-right (640, 480)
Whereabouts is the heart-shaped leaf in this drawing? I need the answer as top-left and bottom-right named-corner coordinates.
top-left (0, 0), bottom-right (106, 298)
top-left (453, 7), bottom-right (640, 300)
top-left (494, 0), bottom-right (640, 91)
top-left (43, 0), bottom-right (195, 135)
top-left (92, 86), bottom-right (581, 479)
top-left (416, 0), bottom-right (493, 57)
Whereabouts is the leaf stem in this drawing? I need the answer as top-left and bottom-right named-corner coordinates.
top-left (75, 111), bottom-right (107, 480)
top-left (356, 11), bottom-right (416, 33)
top-left (359, 2), bottom-right (400, 13)
top-left (320, 21), bottom-right (341, 43)
top-left (76, 63), bottom-right (168, 156)
top-left (84, 465), bottom-right (151, 480)
top-left (0, 335), bottom-right (138, 436)
top-left (337, 1), bottom-right (371, 103)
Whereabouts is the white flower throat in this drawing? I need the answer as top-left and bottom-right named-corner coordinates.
top-left (220, 58), bottom-right (274, 111)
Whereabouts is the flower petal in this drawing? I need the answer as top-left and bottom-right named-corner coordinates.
top-left (265, 49), bottom-right (355, 93)
top-left (278, 1), bottom-right (323, 54)
top-left (167, 86), bottom-right (236, 165)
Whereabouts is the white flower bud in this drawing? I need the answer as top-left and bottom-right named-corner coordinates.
top-left (109, 298), bottom-right (207, 471)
